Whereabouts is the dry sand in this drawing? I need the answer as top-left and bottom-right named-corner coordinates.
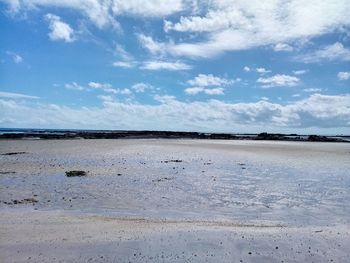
top-left (1, 139), bottom-right (350, 262)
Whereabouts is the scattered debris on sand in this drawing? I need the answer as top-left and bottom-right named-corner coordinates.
top-left (65, 170), bottom-right (87, 177)
top-left (162, 160), bottom-right (183, 163)
top-left (152, 177), bottom-right (174, 182)
top-left (2, 198), bottom-right (38, 205)
top-left (1, 152), bottom-right (27, 156)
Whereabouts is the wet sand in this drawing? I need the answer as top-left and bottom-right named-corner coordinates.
top-left (1, 139), bottom-right (350, 262)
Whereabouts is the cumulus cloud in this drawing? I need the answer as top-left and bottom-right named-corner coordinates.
top-left (296, 42), bottom-right (350, 63)
top-left (256, 67), bottom-right (271, 74)
top-left (6, 51), bottom-right (23, 64)
top-left (140, 60), bottom-right (192, 71)
top-left (1, 94), bottom-right (349, 133)
top-left (184, 74), bottom-right (239, 96)
top-left (0, 91), bottom-right (39, 99)
top-left (273, 43), bottom-right (293, 52)
top-left (293, 70), bottom-right (308, 75)
top-left (185, 87), bottom-right (224, 95)
top-left (338, 71), bottom-right (350, 80)
top-left (187, 74), bottom-right (236, 87)
top-left (159, 1), bottom-right (350, 58)
top-left (45, 14), bottom-right (75, 43)
top-left (112, 0), bottom-right (183, 17)
top-left (112, 61), bottom-right (136, 68)
top-left (65, 81), bottom-right (132, 95)
top-left (112, 45), bottom-right (137, 68)
top-left (137, 34), bottom-right (166, 55)
top-left (184, 73), bottom-right (241, 96)
top-left (97, 95), bottom-right (114, 102)
top-left (88, 81), bottom-right (112, 90)
top-left (3, 0), bottom-right (118, 29)
top-left (257, 74), bottom-right (300, 88)
top-left (88, 82), bottom-right (129, 94)
top-left (131, 83), bottom-right (153, 93)
top-left (3, 1), bottom-right (350, 60)
top-left (243, 66), bottom-right (250, 72)
top-left (303, 88), bottom-right (322, 93)
top-left (65, 82), bottom-right (85, 91)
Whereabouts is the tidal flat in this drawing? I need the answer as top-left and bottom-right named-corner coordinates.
top-left (0, 139), bottom-right (349, 262)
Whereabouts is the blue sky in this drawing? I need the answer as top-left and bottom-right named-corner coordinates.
top-left (0, 0), bottom-right (349, 134)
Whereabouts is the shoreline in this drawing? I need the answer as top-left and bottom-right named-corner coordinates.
top-left (1, 129), bottom-right (349, 142)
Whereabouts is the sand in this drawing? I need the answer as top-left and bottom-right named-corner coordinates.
top-left (1, 139), bottom-right (350, 262)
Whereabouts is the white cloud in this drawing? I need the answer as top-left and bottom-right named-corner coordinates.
top-left (4, 1), bottom-right (350, 57)
top-left (257, 74), bottom-right (300, 88)
top-left (2, 0), bottom-right (187, 30)
top-left (1, 94), bottom-right (349, 133)
top-left (4, 0), bottom-right (119, 29)
top-left (158, 1), bottom-right (350, 58)
top-left (273, 43), bottom-right (293, 52)
top-left (88, 82), bottom-right (126, 94)
top-left (303, 88), bottom-right (322, 93)
top-left (184, 87), bottom-right (203, 95)
top-left (112, 61), bottom-right (136, 68)
top-left (45, 14), bottom-right (75, 43)
top-left (203, 88), bottom-right (225, 95)
top-left (88, 82), bottom-right (111, 89)
top-left (0, 91), bottom-right (39, 100)
top-left (293, 70), bottom-right (308, 75)
top-left (184, 87), bottom-right (224, 95)
top-left (243, 66), bottom-right (250, 72)
top-left (117, 88), bottom-right (132, 95)
top-left (140, 60), bottom-right (192, 71)
top-left (65, 81), bottom-right (134, 95)
top-left (256, 67), bottom-right (271, 74)
top-left (296, 42), bottom-right (350, 63)
top-left (112, 0), bottom-right (183, 17)
top-left (112, 45), bottom-right (137, 68)
top-left (338, 71), bottom-right (350, 80)
top-left (13, 53), bottom-right (23, 63)
top-left (131, 83), bottom-right (152, 93)
top-left (115, 44), bottom-right (133, 61)
top-left (185, 74), bottom-right (239, 95)
top-left (137, 34), bottom-right (166, 55)
top-left (65, 82), bottom-right (85, 91)
top-left (98, 95), bottom-right (114, 102)
top-left (187, 74), bottom-right (235, 87)
top-left (6, 51), bottom-right (23, 64)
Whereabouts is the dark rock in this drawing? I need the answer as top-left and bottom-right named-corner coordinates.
top-left (308, 135), bottom-right (338, 142)
top-left (4, 198), bottom-right (38, 205)
top-left (65, 170), bottom-right (87, 177)
top-left (0, 171), bottom-right (16, 174)
top-left (163, 159), bottom-right (183, 163)
top-left (256, 132), bottom-right (285, 141)
top-left (1, 152), bottom-right (27, 156)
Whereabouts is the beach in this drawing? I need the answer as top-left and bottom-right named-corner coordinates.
top-left (1, 139), bottom-right (349, 262)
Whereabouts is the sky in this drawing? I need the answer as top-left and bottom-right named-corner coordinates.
top-left (0, 0), bottom-right (349, 134)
